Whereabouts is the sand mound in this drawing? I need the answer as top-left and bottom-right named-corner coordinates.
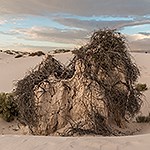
top-left (15, 29), bottom-right (142, 136)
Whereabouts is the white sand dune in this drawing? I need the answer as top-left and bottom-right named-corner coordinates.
top-left (0, 52), bottom-right (73, 92)
top-left (0, 53), bottom-right (43, 92)
top-left (0, 51), bottom-right (150, 150)
top-left (0, 134), bottom-right (150, 150)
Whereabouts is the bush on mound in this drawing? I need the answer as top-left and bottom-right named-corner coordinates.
top-left (29, 51), bottom-right (45, 57)
top-left (4, 50), bottom-right (14, 55)
top-left (14, 29), bottom-right (142, 136)
top-left (15, 54), bottom-right (23, 58)
top-left (53, 49), bottom-right (70, 53)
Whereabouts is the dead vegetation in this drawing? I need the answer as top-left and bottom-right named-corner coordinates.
top-left (29, 51), bottom-right (45, 57)
top-left (14, 29), bottom-right (142, 136)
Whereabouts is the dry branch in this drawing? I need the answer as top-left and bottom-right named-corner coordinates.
top-left (14, 29), bottom-right (142, 136)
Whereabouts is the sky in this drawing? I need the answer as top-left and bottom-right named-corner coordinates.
top-left (0, 0), bottom-right (150, 52)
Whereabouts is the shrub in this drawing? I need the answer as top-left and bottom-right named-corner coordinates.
top-left (135, 83), bottom-right (148, 91)
top-left (29, 51), bottom-right (45, 57)
top-left (15, 29), bottom-right (142, 136)
top-left (0, 93), bottom-right (18, 122)
top-left (15, 54), bottom-right (23, 58)
top-left (4, 50), bottom-right (14, 55)
top-left (53, 49), bottom-right (70, 53)
top-left (136, 113), bottom-right (150, 123)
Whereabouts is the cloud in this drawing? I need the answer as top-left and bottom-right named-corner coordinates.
top-left (10, 26), bottom-right (88, 45)
top-left (11, 43), bottom-right (61, 52)
top-left (53, 18), bottom-right (131, 30)
top-left (2, 41), bottom-right (75, 52)
top-left (0, 19), bottom-right (7, 25)
top-left (125, 33), bottom-right (150, 50)
top-left (1, 0), bottom-right (150, 51)
top-left (138, 32), bottom-right (150, 36)
top-left (126, 34), bottom-right (146, 42)
top-left (129, 38), bottom-right (150, 50)
top-left (53, 17), bottom-right (150, 31)
top-left (2, 24), bottom-right (150, 51)
top-left (1, 0), bottom-right (150, 16)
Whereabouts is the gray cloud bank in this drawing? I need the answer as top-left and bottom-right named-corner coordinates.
top-left (1, 0), bottom-right (150, 16)
top-left (0, 0), bottom-right (150, 51)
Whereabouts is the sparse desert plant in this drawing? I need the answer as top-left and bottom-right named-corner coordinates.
top-left (54, 49), bottom-right (70, 53)
top-left (21, 52), bottom-right (30, 55)
top-left (4, 50), bottom-right (14, 55)
top-left (0, 93), bottom-right (18, 122)
top-left (12, 50), bottom-right (19, 54)
top-left (29, 51), bottom-right (45, 56)
top-left (136, 113), bottom-right (150, 123)
top-left (15, 54), bottom-right (23, 58)
top-left (135, 83), bottom-right (148, 91)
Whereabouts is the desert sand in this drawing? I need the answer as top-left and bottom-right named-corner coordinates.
top-left (0, 51), bottom-right (150, 149)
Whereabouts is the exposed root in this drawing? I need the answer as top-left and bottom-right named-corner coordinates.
top-left (14, 29), bottom-right (142, 136)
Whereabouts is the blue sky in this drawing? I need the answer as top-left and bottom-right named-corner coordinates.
top-left (0, 0), bottom-right (150, 52)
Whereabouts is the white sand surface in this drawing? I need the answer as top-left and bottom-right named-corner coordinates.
top-left (0, 134), bottom-right (150, 150)
top-left (132, 53), bottom-right (150, 115)
top-left (0, 118), bottom-right (22, 135)
top-left (0, 52), bottom-right (73, 92)
top-left (0, 52), bottom-right (43, 92)
top-left (0, 51), bottom-right (150, 150)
